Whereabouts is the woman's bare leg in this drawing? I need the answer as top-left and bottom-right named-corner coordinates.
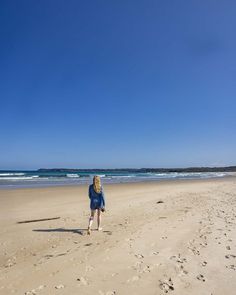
top-left (97, 209), bottom-right (102, 230)
top-left (87, 210), bottom-right (95, 235)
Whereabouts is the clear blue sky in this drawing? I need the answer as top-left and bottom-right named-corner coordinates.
top-left (1, 1), bottom-right (235, 169)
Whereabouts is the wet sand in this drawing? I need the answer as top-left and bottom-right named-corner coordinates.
top-left (1, 177), bottom-right (236, 295)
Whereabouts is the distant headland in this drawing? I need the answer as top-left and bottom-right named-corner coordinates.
top-left (38, 166), bottom-right (236, 173)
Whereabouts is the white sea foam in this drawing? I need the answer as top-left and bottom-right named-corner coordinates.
top-left (66, 174), bottom-right (80, 178)
top-left (0, 171), bottom-right (228, 187)
top-left (0, 173), bottom-right (25, 176)
top-left (0, 175), bottom-right (39, 181)
top-left (111, 175), bottom-right (134, 178)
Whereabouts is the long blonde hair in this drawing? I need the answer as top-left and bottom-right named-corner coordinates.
top-left (93, 175), bottom-right (102, 193)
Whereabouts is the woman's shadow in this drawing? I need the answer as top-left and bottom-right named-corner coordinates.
top-left (33, 228), bottom-right (87, 235)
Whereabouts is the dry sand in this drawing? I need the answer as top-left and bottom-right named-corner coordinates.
top-left (1, 177), bottom-right (236, 295)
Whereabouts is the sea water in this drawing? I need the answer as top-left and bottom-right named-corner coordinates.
top-left (0, 170), bottom-right (229, 189)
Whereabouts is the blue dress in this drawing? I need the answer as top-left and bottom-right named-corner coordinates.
top-left (88, 184), bottom-right (105, 210)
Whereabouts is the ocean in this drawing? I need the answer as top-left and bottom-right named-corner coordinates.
top-left (0, 170), bottom-right (229, 189)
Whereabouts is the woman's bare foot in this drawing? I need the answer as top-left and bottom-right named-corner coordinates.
top-left (87, 228), bottom-right (91, 235)
top-left (97, 227), bottom-right (103, 231)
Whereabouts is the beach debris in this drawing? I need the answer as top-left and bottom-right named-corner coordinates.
top-left (85, 243), bottom-right (93, 247)
top-left (55, 284), bottom-right (65, 289)
top-left (226, 246), bottom-right (231, 250)
top-left (156, 200), bottom-right (164, 204)
top-left (18, 217), bottom-right (60, 224)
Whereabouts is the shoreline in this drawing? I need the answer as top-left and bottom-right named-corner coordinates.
top-left (0, 174), bottom-right (235, 191)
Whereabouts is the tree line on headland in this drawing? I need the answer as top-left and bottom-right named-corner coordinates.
top-left (38, 166), bottom-right (236, 173)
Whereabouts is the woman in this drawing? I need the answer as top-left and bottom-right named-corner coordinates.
top-left (87, 175), bottom-right (105, 235)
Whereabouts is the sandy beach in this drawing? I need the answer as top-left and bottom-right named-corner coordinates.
top-left (1, 177), bottom-right (236, 295)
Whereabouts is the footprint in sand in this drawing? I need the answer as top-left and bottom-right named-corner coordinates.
top-left (156, 200), bottom-right (164, 204)
top-left (196, 274), bottom-right (206, 282)
top-left (99, 291), bottom-right (116, 295)
top-left (111, 272), bottom-right (118, 277)
top-left (37, 254), bottom-right (54, 264)
top-left (50, 270), bottom-right (59, 277)
top-left (159, 278), bottom-right (174, 293)
top-left (55, 284), bottom-right (65, 289)
top-left (226, 265), bottom-right (236, 271)
top-left (201, 261), bottom-right (207, 267)
top-left (170, 254), bottom-right (187, 264)
top-left (127, 275), bottom-right (140, 283)
top-left (25, 285), bottom-right (46, 294)
top-left (104, 231), bottom-right (112, 235)
top-left (199, 242), bottom-right (208, 247)
top-left (131, 260), bottom-right (143, 271)
top-left (135, 254), bottom-right (144, 259)
top-left (56, 253), bottom-right (67, 257)
top-left (77, 277), bottom-right (88, 285)
top-left (225, 254), bottom-right (236, 259)
top-left (4, 261), bottom-right (16, 268)
top-left (179, 264), bottom-right (188, 275)
top-left (85, 265), bottom-right (94, 272)
top-left (188, 246), bottom-right (200, 256)
top-left (45, 254), bottom-right (54, 259)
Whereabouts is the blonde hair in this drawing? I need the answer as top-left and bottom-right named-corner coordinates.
top-left (93, 175), bottom-right (102, 193)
